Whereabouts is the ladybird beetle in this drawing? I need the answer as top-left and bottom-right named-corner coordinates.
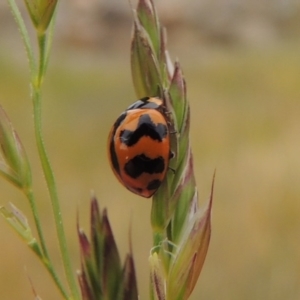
top-left (108, 97), bottom-right (172, 198)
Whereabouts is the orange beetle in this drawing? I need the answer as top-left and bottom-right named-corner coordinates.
top-left (108, 97), bottom-right (172, 198)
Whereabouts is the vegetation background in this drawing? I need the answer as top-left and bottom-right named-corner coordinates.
top-left (0, 0), bottom-right (300, 299)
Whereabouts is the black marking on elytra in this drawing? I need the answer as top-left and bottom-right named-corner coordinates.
top-left (126, 97), bottom-right (160, 110)
top-left (113, 112), bottom-right (127, 129)
top-left (110, 138), bottom-right (120, 175)
top-left (109, 112), bottom-right (127, 175)
top-left (124, 154), bottom-right (165, 178)
top-left (147, 179), bottom-right (161, 191)
top-left (120, 114), bottom-right (167, 147)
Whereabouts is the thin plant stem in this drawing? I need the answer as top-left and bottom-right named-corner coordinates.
top-left (24, 187), bottom-right (69, 299)
top-left (31, 85), bottom-right (80, 300)
top-left (7, 0), bottom-right (79, 297)
top-left (6, 1), bottom-right (75, 298)
top-left (37, 32), bottom-right (47, 85)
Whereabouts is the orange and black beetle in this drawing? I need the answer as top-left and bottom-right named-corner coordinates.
top-left (108, 97), bottom-right (172, 198)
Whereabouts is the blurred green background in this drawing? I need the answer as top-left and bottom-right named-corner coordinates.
top-left (1, 1), bottom-right (300, 299)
